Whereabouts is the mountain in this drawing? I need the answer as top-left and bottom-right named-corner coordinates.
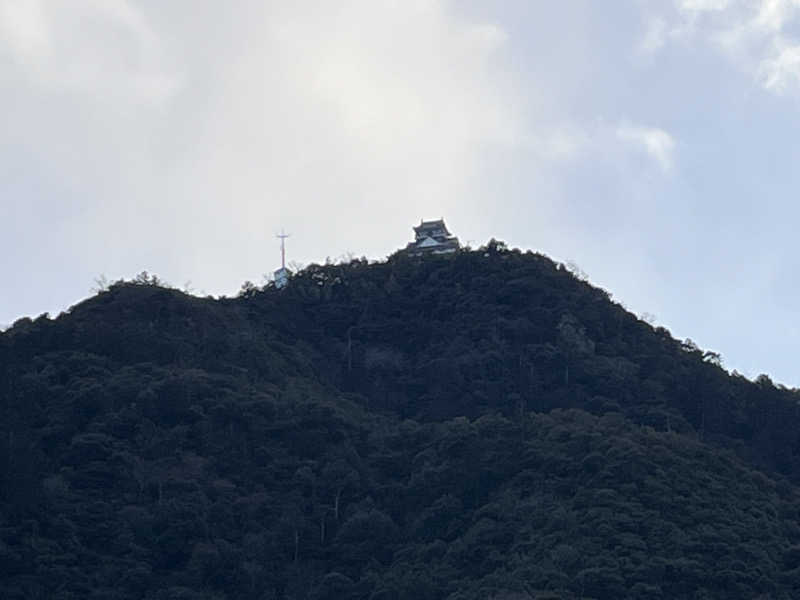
top-left (2, 242), bottom-right (800, 599)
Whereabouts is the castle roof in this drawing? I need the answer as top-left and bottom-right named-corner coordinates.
top-left (413, 219), bottom-right (451, 236)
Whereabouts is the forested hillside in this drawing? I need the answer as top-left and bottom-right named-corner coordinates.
top-left (2, 242), bottom-right (800, 599)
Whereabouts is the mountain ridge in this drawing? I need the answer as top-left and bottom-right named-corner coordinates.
top-left (2, 243), bottom-right (800, 599)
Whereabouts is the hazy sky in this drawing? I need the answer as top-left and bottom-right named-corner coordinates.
top-left (3, 0), bottom-right (800, 385)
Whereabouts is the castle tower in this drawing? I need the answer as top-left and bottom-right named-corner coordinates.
top-left (404, 218), bottom-right (460, 256)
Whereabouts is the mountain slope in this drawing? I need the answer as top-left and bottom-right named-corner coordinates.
top-left (2, 243), bottom-right (800, 599)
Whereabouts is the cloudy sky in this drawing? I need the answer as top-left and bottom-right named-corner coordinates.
top-left (3, 0), bottom-right (800, 385)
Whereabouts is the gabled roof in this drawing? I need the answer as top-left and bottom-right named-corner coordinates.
top-left (417, 236), bottom-right (442, 248)
top-left (413, 219), bottom-right (451, 236)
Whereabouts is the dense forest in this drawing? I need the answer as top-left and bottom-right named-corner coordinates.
top-left (2, 242), bottom-right (800, 599)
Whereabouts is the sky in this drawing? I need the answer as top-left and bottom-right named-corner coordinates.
top-left (3, 0), bottom-right (800, 385)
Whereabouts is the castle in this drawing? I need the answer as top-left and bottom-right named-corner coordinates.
top-left (404, 219), bottom-right (460, 256)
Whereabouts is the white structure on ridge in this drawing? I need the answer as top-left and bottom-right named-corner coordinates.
top-left (405, 219), bottom-right (460, 256)
top-left (274, 230), bottom-right (290, 289)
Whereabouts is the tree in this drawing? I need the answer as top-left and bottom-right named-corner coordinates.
top-left (322, 458), bottom-right (360, 523)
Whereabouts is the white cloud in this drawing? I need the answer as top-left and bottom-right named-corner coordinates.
top-left (0, 0), bottom-right (50, 60)
top-left (760, 42), bottom-right (800, 91)
top-left (616, 123), bottom-right (676, 171)
top-left (679, 0), bottom-right (732, 13)
top-left (537, 127), bottom-right (590, 160)
top-left (184, 0), bottom-right (524, 243)
top-left (660, 0), bottom-right (800, 95)
top-left (0, 0), bottom-right (180, 105)
top-left (639, 17), bottom-right (668, 54)
top-left (753, 0), bottom-right (800, 31)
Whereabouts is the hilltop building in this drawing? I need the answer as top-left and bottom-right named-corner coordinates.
top-left (405, 219), bottom-right (460, 256)
top-left (274, 266), bottom-right (289, 289)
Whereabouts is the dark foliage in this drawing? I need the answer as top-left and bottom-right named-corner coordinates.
top-left (2, 243), bottom-right (800, 598)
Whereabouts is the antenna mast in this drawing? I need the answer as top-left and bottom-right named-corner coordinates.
top-left (277, 229), bottom-right (290, 270)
